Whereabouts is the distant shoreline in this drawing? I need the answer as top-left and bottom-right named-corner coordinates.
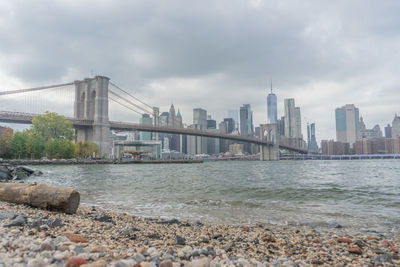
top-left (0, 159), bottom-right (203, 165)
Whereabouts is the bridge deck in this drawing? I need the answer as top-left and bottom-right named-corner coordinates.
top-left (0, 111), bottom-right (308, 154)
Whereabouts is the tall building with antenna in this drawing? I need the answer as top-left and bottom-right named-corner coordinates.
top-left (267, 81), bottom-right (277, 123)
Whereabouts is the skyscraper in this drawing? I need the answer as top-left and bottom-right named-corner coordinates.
top-left (392, 114), bottom-right (400, 137)
top-left (385, 124), bottom-right (392, 138)
top-left (206, 115), bottom-right (219, 155)
top-left (193, 108), bottom-right (207, 129)
top-left (228, 109), bottom-right (239, 130)
top-left (223, 118), bottom-right (235, 134)
top-left (284, 98), bottom-right (296, 138)
top-left (139, 114), bottom-right (153, 141)
top-left (187, 108), bottom-right (208, 154)
top-left (240, 104), bottom-right (253, 136)
top-left (335, 104), bottom-right (360, 147)
top-left (307, 123), bottom-right (318, 153)
top-left (267, 82), bottom-right (277, 124)
top-left (294, 107), bottom-right (302, 138)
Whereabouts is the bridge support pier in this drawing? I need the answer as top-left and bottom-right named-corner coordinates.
top-left (260, 123), bottom-right (279, 161)
top-left (74, 76), bottom-right (110, 157)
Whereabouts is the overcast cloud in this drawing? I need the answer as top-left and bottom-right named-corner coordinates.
top-left (1, 0), bottom-right (400, 141)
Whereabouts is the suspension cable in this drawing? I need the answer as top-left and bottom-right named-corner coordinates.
top-left (109, 89), bottom-right (152, 115)
top-left (109, 81), bottom-right (153, 110)
top-left (109, 96), bottom-right (145, 116)
top-left (0, 82), bottom-right (74, 96)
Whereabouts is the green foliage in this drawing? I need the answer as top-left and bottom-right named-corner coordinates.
top-left (9, 132), bottom-right (27, 159)
top-left (4, 112), bottom-right (78, 159)
top-left (31, 111), bottom-right (74, 142)
top-left (0, 127), bottom-right (13, 157)
top-left (26, 133), bottom-right (46, 159)
top-left (74, 141), bottom-right (99, 158)
top-left (45, 139), bottom-right (75, 159)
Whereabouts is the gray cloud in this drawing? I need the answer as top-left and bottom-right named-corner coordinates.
top-left (1, 0), bottom-right (400, 141)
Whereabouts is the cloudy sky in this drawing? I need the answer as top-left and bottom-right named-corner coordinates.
top-left (1, 0), bottom-right (399, 141)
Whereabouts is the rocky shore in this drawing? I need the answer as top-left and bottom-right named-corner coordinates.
top-left (0, 164), bottom-right (42, 182)
top-left (0, 201), bottom-right (399, 266)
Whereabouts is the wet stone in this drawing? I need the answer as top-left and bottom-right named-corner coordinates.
top-left (94, 214), bottom-right (113, 223)
top-left (174, 235), bottom-right (186, 246)
top-left (3, 215), bottom-right (27, 227)
top-left (0, 212), bottom-right (18, 220)
top-left (374, 254), bottom-right (392, 264)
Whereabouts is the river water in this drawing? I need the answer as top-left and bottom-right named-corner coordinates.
top-left (26, 160), bottom-right (400, 232)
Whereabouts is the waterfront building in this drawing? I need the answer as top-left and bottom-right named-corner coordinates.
top-left (321, 140), bottom-right (350, 155)
top-left (139, 114), bottom-right (153, 141)
top-left (359, 116), bottom-right (382, 139)
top-left (267, 83), bottom-right (277, 124)
top-left (193, 108), bottom-right (207, 129)
top-left (207, 129), bottom-right (220, 155)
top-left (187, 108), bottom-right (208, 155)
top-left (307, 123), bottom-right (319, 153)
top-left (218, 121), bottom-right (227, 133)
top-left (294, 107), bottom-right (302, 139)
top-left (277, 116), bottom-right (285, 136)
top-left (159, 111), bottom-right (169, 150)
top-left (158, 105), bottom-right (185, 153)
top-left (0, 126), bottom-right (12, 137)
top-left (228, 109), bottom-right (239, 130)
top-left (384, 136), bottom-right (400, 154)
top-left (240, 104), bottom-right (253, 136)
top-left (176, 109), bottom-right (187, 154)
top-left (284, 99), bottom-right (296, 138)
top-left (152, 107), bottom-right (160, 141)
top-left (207, 115), bottom-right (219, 155)
top-left (229, 143), bottom-right (244, 155)
top-left (223, 118), bottom-right (235, 134)
top-left (255, 126), bottom-right (261, 139)
top-left (385, 124), bottom-right (392, 138)
top-left (335, 104), bottom-right (360, 148)
top-left (168, 104), bottom-right (180, 152)
top-left (163, 136), bottom-right (169, 151)
top-left (392, 114), bottom-right (400, 137)
top-left (168, 104), bottom-right (176, 127)
top-left (354, 138), bottom-right (386, 154)
top-left (240, 104), bottom-right (253, 153)
top-left (207, 116), bottom-right (217, 129)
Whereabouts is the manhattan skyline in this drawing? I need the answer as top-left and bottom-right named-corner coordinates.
top-left (0, 1), bottom-right (399, 142)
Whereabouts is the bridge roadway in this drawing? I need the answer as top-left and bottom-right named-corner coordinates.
top-left (0, 111), bottom-right (308, 154)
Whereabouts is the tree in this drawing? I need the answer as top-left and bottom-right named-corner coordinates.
top-left (74, 142), bottom-right (99, 158)
top-left (45, 139), bottom-right (75, 159)
top-left (0, 127), bottom-right (13, 157)
top-left (9, 132), bottom-right (27, 159)
top-left (31, 112), bottom-right (74, 142)
top-left (26, 133), bottom-right (46, 159)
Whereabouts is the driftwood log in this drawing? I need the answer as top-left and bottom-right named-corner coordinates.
top-left (0, 183), bottom-right (80, 214)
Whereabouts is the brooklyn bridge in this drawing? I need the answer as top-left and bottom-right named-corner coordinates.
top-left (0, 76), bottom-right (309, 160)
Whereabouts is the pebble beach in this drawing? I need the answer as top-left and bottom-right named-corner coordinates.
top-left (0, 201), bottom-right (399, 267)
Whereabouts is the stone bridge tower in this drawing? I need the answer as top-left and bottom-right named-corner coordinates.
top-left (74, 76), bottom-right (110, 157)
top-left (260, 123), bottom-right (280, 160)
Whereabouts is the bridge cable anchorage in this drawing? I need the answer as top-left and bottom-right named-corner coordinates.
top-left (109, 82), bottom-right (153, 110)
top-left (109, 96), bottom-right (145, 116)
top-left (109, 89), bottom-right (153, 115)
top-left (0, 82), bottom-right (74, 96)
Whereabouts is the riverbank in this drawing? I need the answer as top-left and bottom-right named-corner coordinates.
top-left (0, 159), bottom-right (203, 165)
top-left (0, 201), bottom-right (398, 266)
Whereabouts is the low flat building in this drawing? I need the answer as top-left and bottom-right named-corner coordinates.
top-left (321, 140), bottom-right (350, 155)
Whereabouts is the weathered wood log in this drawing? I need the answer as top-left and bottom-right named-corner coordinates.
top-left (0, 183), bottom-right (80, 214)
